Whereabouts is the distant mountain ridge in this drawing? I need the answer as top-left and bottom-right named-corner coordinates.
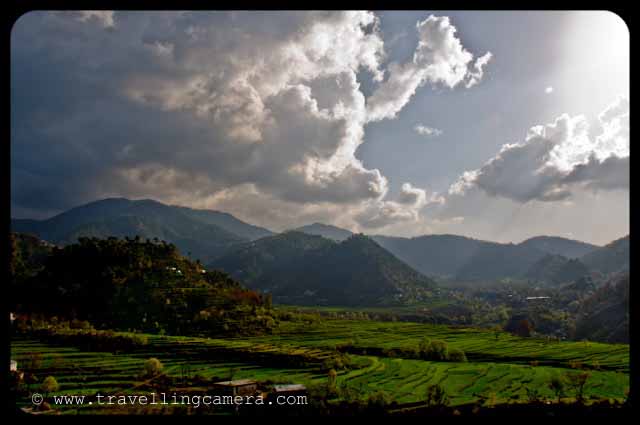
top-left (11, 198), bottom-right (273, 262)
top-left (13, 198), bottom-right (626, 287)
top-left (581, 235), bottom-right (629, 274)
top-left (523, 254), bottom-right (591, 285)
top-left (371, 234), bottom-right (601, 283)
top-left (293, 223), bottom-right (353, 241)
top-left (518, 236), bottom-right (599, 258)
top-left (209, 232), bottom-right (436, 306)
top-left (290, 224), bottom-right (604, 281)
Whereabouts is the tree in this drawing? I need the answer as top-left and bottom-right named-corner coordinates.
top-left (525, 387), bottom-right (540, 403)
top-left (425, 384), bottom-right (449, 407)
top-left (41, 376), bottom-right (59, 395)
top-left (448, 348), bottom-right (467, 362)
top-left (565, 371), bottom-right (590, 403)
top-left (327, 369), bottom-right (338, 393)
top-left (418, 337), bottom-right (431, 355)
top-left (429, 340), bottom-right (449, 361)
top-left (515, 319), bottom-right (533, 337)
top-left (367, 390), bottom-right (392, 411)
top-left (144, 358), bottom-right (164, 377)
top-left (549, 375), bottom-right (566, 403)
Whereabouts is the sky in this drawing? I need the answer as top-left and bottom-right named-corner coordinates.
top-left (11, 11), bottom-right (630, 245)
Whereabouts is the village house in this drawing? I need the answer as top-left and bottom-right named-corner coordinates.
top-left (211, 379), bottom-right (258, 397)
top-left (271, 384), bottom-right (307, 399)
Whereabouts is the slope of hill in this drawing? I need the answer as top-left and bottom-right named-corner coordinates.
top-left (208, 231), bottom-right (336, 283)
top-left (371, 234), bottom-right (491, 278)
top-left (293, 223), bottom-right (353, 241)
top-left (573, 273), bottom-right (629, 343)
top-left (372, 233), bottom-right (605, 283)
top-left (581, 235), bottom-right (629, 274)
top-left (9, 232), bottom-right (55, 288)
top-left (518, 236), bottom-right (599, 258)
top-left (176, 207), bottom-right (273, 240)
top-left (210, 232), bottom-right (436, 306)
top-left (12, 236), bottom-right (275, 336)
top-left (524, 254), bottom-right (590, 285)
top-left (454, 242), bottom-right (548, 282)
top-left (10, 198), bottom-right (272, 262)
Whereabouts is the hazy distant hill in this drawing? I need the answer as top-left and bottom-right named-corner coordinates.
top-left (372, 233), bottom-right (604, 283)
top-left (176, 207), bottom-right (273, 241)
top-left (454, 242), bottom-right (548, 282)
top-left (293, 223), bottom-right (353, 241)
top-left (523, 254), bottom-right (590, 285)
top-left (209, 232), bottom-right (436, 306)
top-left (518, 236), bottom-right (599, 258)
top-left (581, 235), bottom-right (629, 274)
top-left (11, 198), bottom-right (272, 262)
top-left (371, 234), bottom-right (491, 277)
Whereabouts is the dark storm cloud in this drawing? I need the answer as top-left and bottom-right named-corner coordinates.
top-left (11, 11), bottom-right (489, 224)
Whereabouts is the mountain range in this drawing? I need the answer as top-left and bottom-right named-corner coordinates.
top-left (11, 198), bottom-right (629, 292)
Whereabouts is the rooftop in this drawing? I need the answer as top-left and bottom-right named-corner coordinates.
top-left (212, 379), bottom-right (257, 387)
top-left (273, 384), bottom-right (307, 392)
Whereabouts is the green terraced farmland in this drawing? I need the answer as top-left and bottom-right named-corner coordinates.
top-left (264, 319), bottom-right (629, 372)
top-left (10, 317), bottom-right (629, 414)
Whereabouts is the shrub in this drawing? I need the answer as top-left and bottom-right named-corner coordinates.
top-left (425, 384), bottom-right (449, 407)
top-left (428, 340), bottom-right (449, 361)
top-left (327, 369), bottom-right (338, 392)
top-left (41, 376), bottom-right (59, 394)
top-left (565, 371), bottom-right (591, 403)
top-left (549, 374), bottom-right (566, 403)
top-left (448, 348), bottom-right (467, 362)
top-left (418, 337), bottom-right (431, 354)
top-left (367, 390), bottom-right (392, 410)
top-left (144, 358), bottom-right (164, 377)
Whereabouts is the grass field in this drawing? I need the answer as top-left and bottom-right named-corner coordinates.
top-left (10, 317), bottom-right (629, 414)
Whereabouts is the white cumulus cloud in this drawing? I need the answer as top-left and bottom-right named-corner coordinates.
top-left (366, 15), bottom-right (492, 122)
top-left (447, 96), bottom-right (629, 203)
top-left (414, 124), bottom-right (443, 137)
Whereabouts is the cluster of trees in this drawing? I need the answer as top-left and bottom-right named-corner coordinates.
top-left (11, 236), bottom-right (276, 337)
top-left (15, 318), bottom-right (150, 353)
top-left (333, 338), bottom-right (467, 363)
top-left (416, 338), bottom-right (467, 362)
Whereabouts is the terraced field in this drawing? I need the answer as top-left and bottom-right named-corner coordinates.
top-left (10, 317), bottom-right (629, 414)
top-left (265, 319), bottom-right (629, 371)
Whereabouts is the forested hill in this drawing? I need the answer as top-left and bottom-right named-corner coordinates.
top-left (210, 232), bottom-right (436, 306)
top-left (581, 235), bottom-right (630, 274)
top-left (10, 235), bottom-right (275, 336)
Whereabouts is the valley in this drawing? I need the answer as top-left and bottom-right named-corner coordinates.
top-left (9, 197), bottom-right (631, 415)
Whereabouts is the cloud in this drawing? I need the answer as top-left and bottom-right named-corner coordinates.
top-left (446, 96), bottom-right (629, 204)
top-left (366, 15), bottom-right (492, 122)
top-left (414, 124), bottom-right (443, 137)
top-left (11, 11), bottom-right (489, 234)
top-left (465, 52), bottom-right (493, 88)
top-left (354, 183), bottom-right (439, 229)
top-left (545, 86), bottom-right (554, 94)
top-left (72, 11), bottom-right (116, 28)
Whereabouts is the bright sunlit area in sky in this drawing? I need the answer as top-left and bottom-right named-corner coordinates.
top-left (553, 11), bottom-right (629, 119)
